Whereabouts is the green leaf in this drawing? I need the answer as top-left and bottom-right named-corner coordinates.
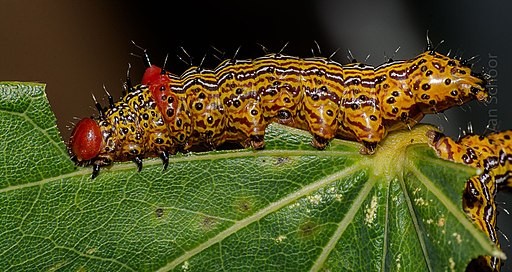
top-left (0, 82), bottom-right (503, 271)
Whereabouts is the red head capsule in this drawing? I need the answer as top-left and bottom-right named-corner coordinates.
top-left (69, 118), bottom-right (102, 161)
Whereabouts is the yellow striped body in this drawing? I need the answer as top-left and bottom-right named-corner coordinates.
top-left (70, 50), bottom-right (488, 173)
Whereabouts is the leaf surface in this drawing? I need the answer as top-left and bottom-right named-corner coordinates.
top-left (0, 82), bottom-right (502, 272)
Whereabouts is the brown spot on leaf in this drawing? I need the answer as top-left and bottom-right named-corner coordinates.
top-left (201, 216), bottom-right (217, 230)
top-left (298, 220), bottom-right (319, 238)
top-left (234, 197), bottom-right (254, 214)
top-left (155, 208), bottom-right (164, 218)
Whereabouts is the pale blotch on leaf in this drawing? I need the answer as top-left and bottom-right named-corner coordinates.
top-left (288, 201), bottom-right (300, 209)
top-left (449, 257), bottom-right (456, 272)
top-left (307, 193), bottom-right (322, 205)
top-left (325, 186), bottom-right (343, 202)
top-left (47, 261), bottom-right (67, 272)
top-left (414, 197), bottom-right (428, 206)
top-left (364, 195), bottom-right (378, 225)
top-left (181, 260), bottom-right (190, 272)
top-left (274, 235), bottom-right (287, 244)
top-left (452, 232), bottom-right (463, 244)
top-left (437, 216), bottom-right (446, 227)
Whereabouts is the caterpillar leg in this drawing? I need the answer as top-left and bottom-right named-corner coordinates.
top-left (133, 156), bottom-right (143, 172)
top-left (91, 164), bottom-right (101, 179)
top-left (90, 157), bottom-right (112, 179)
top-left (249, 135), bottom-right (265, 150)
top-left (361, 141), bottom-right (378, 155)
top-left (311, 134), bottom-right (330, 150)
top-left (159, 150), bottom-right (169, 170)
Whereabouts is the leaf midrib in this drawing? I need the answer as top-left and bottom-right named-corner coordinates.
top-left (0, 149), bottom-right (359, 194)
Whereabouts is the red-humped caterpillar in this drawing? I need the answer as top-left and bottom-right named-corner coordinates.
top-left (69, 45), bottom-right (488, 178)
top-left (428, 129), bottom-right (512, 272)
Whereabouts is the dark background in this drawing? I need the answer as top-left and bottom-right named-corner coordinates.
top-left (1, 0), bottom-right (511, 270)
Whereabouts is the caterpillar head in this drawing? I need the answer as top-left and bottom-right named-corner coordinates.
top-left (69, 118), bottom-right (102, 163)
top-left (411, 52), bottom-right (488, 113)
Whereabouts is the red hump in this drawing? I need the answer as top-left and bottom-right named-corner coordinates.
top-left (141, 65), bottom-right (164, 85)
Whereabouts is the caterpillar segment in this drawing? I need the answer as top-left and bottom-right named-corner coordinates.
top-left (428, 129), bottom-right (512, 272)
top-left (69, 48), bottom-right (488, 178)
